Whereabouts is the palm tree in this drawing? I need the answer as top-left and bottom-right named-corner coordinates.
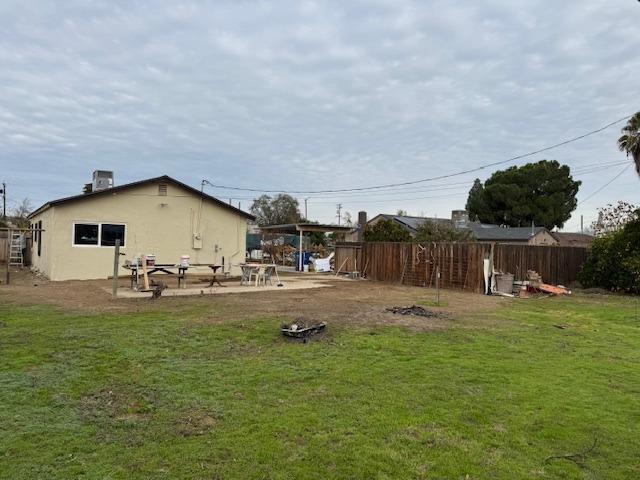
top-left (618, 112), bottom-right (640, 175)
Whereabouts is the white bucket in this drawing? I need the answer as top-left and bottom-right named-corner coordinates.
top-left (146, 254), bottom-right (156, 267)
top-left (180, 255), bottom-right (190, 267)
top-left (303, 264), bottom-right (309, 272)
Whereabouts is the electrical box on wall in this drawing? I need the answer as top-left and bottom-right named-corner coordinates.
top-left (192, 233), bottom-right (203, 249)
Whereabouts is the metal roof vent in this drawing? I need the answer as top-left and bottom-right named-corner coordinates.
top-left (92, 170), bottom-right (114, 191)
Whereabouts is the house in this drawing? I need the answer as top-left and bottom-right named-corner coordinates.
top-left (549, 232), bottom-right (594, 248)
top-left (365, 210), bottom-right (557, 245)
top-left (27, 172), bottom-right (254, 281)
top-left (466, 223), bottom-right (558, 245)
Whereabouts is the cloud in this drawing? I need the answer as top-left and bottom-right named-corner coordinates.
top-left (0, 0), bottom-right (639, 226)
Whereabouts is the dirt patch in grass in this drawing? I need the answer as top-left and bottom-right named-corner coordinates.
top-left (79, 387), bottom-right (156, 423)
top-left (176, 408), bottom-right (221, 437)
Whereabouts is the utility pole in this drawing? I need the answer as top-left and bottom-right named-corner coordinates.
top-left (336, 203), bottom-right (342, 226)
top-left (1, 182), bottom-right (5, 221)
top-left (304, 198), bottom-right (309, 219)
top-left (580, 215), bottom-right (584, 234)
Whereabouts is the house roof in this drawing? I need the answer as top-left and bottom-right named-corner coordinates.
top-left (467, 223), bottom-right (549, 241)
top-left (370, 214), bottom-right (451, 233)
top-left (550, 232), bottom-right (594, 247)
top-left (28, 175), bottom-right (255, 220)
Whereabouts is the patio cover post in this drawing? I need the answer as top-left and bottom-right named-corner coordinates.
top-left (299, 229), bottom-right (303, 271)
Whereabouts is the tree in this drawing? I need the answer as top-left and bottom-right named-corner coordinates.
top-left (250, 194), bottom-right (301, 226)
top-left (364, 219), bottom-right (412, 242)
top-left (591, 201), bottom-right (639, 236)
top-left (414, 220), bottom-right (475, 243)
top-left (465, 179), bottom-right (489, 221)
top-left (396, 209), bottom-right (407, 216)
top-left (617, 111), bottom-right (640, 176)
top-left (579, 209), bottom-right (640, 293)
top-left (465, 160), bottom-right (581, 230)
top-left (12, 198), bottom-right (32, 228)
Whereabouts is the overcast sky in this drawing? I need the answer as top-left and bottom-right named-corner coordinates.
top-left (1, 0), bottom-right (639, 230)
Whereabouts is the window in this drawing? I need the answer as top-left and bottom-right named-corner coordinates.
top-left (73, 222), bottom-right (126, 247)
top-left (101, 224), bottom-right (125, 247)
top-left (74, 224), bottom-right (99, 245)
top-left (158, 184), bottom-right (167, 196)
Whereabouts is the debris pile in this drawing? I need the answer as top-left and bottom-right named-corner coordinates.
top-left (385, 305), bottom-right (443, 318)
top-left (509, 270), bottom-right (571, 298)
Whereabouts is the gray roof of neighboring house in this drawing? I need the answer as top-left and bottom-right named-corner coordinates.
top-left (466, 222), bottom-right (548, 241)
top-left (28, 175), bottom-right (255, 220)
top-left (372, 214), bottom-right (451, 233)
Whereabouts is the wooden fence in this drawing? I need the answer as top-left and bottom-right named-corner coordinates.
top-left (334, 242), bottom-right (588, 294)
top-left (0, 234), bottom-right (6, 263)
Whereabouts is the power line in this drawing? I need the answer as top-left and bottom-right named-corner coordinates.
top-left (202, 114), bottom-right (631, 195)
top-left (578, 163), bottom-right (633, 206)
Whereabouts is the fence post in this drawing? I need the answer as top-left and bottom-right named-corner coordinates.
top-left (4, 228), bottom-right (10, 285)
top-left (112, 239), bottom-right (120, 298)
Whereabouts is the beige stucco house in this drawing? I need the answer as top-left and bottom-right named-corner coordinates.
top-left (28, 175), bottom-right (253, 281)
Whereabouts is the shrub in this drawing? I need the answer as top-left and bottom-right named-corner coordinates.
top-left (364, 219), bottom-right (412, 242)
top-left (579, 213), bottom-right (640, 293)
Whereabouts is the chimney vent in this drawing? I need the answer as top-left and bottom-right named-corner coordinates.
top-left (451, 210), bottom-right (469, 229)
top-left (92, 170), bottom-right (114, 191)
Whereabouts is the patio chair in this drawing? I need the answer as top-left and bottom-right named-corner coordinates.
top-left (263, 265), bottom-right (276, 286)
top-left (249, 266), bottom-right (262, 286)
top-left (240, 265), bottom-right (253, 286)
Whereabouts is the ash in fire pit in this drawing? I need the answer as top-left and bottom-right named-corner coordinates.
top-left (386, 305), bottom-right (443, 318)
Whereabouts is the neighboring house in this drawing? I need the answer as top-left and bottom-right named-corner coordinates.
top-left (365, 211), bottom-right (558, 245)
top-left (28, 173), bottom-right (254, 281)
top-left (466, 223), bottom-right (558, 245)
top-left (550, 232), bottom-right (594, 248)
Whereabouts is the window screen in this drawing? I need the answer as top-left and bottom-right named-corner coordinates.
top-left (158, 184), bottom-right (167, 196)
top-left (74, 224), bottom-right (99, 245)
top-left (101, 224), bottom-right (126, 247)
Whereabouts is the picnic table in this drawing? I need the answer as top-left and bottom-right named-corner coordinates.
top-left (123, 263), bottom-right (224, 290)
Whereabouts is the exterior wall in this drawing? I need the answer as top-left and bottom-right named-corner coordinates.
top-left (31, 181), bottom-right (248, 281)
top-left (528, 230), bottom-right (558, 246)
top-left (29, 207), bottom-right (55, 277)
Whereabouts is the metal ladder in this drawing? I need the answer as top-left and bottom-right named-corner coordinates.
top-left (9, 232), bottom-right (23, 266)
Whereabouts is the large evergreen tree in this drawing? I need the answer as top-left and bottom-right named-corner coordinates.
top-left (465, 179), bottom-right (489, 221)
top-left (465, 160), bottom-right (581, 230)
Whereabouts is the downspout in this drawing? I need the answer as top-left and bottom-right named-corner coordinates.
top-left (226, 217), bottom-right (243, 273)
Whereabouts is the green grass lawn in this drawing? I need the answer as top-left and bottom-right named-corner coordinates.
top-left (1, 294), bottom-right (639, 479)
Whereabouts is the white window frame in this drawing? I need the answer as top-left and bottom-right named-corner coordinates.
top-left (72, 222), bottom-right (127, 248)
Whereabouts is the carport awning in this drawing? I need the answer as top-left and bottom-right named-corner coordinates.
top-left (259, 223), bottom-right (353, 271)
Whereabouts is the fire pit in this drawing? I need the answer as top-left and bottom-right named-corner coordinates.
top-left (281, 320), bottom-right (326, 342)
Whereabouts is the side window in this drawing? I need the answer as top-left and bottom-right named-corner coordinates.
top-left (101, 224), bottom-right (126, 247)
top-left (74, 223), bottom-right (99, 246)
